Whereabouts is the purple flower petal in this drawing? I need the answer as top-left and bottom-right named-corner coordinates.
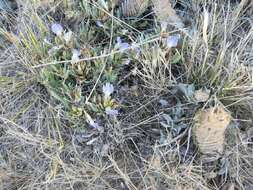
top-left (119, 43), bottom-right (130, 51)
top-left (105, 107), bottom-right (119, 116)
top-left (71, 49), bottom-right (81, 63)
top-left (89, 120), bottom-right (99, 129)
top-left (86, 117), bottom-right (99, 129)
top-left (103, 83), bottom-right (114, 99)
top-left (161, 21), bottom-right (168, 31)
top-left (116, 37), bottom-right (122, 44)
top-left (166, 34), bottom-right (181, 48)
top-left (95, 21), bottom-right (104, 27)
top-left (63, 31), bottom-right (73, 43)
top-left (43, 38), bottom-right (52, 45)
top-left (116, 37), bottom-right (130, 52)
top-left (51, 23), bottom-right (63, 36)
top-left (159, 99), bottom-right (169, 107)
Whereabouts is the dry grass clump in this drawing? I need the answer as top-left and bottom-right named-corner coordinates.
top-left (0, 0), bottom-right (253, 189)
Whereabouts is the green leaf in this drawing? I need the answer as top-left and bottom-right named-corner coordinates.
top-left (171, 51), bottom-right (182, 64)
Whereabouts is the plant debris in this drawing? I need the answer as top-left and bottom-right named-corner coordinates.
top-left (193, 105), bottom-right (231, 157)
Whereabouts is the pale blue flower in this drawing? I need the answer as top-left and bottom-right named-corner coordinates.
top-left (166, 34), bottom-right (180, 48)
top-left (116, 37), bottom-right (130, 52)
top-left (159, 99), bottom-right (169, 107)
top-left (105, 107), bottom-right (119, 116)
top-left (161, 21), bottom-right (168, 32)
top-left (95, 20), bottom-right (103, 27)
top-left (43, 38), bottom-right (52, 45)
top-left (51, 23), bottom-right (63, 36)
top-left (103, 83), bottom-right (114, 99)
top-left (131, 42), bottom-right (141, 55)
top-left (71, 49), bottom-right (81, 63)
top-left (89, 119), bottom-right (99, 129)
top-left (63, 31), bottom-right (73, 44)
top-left (85, 113), bottom-right (99, 129)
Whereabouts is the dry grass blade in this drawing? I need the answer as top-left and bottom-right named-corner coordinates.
top-left (193, 106), bottom-right (231, 157)
top-left (120, 0), bottom-right (149, 17)
top-left (203, 8), bottom-right (209, 46)
top-left (152, 0), bottom-right (183, 28)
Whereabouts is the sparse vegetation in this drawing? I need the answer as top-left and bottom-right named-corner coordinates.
top-left (0, 0), bottom-right (253, 189)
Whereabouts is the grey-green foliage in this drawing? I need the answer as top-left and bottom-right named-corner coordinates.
top-left (178, 83), bottom-right (195, 100)
top-left (0, 0), bottom-right (13, 11)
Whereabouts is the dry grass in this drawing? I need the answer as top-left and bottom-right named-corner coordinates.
top-left (0, 0), bottom-right (253, 190)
